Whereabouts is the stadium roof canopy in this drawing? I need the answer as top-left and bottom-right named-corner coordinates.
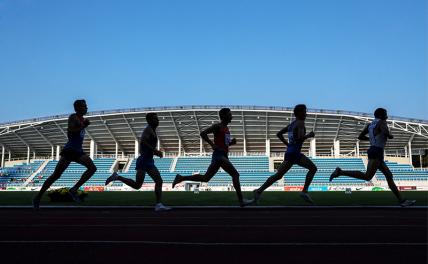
top-left (0, 105), bottom-right (427, 159)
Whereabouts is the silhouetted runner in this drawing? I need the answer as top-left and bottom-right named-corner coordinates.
top-left (33, 100), bottom-right (97, 209)
top-left (253, 104), bottom-right (317, 205)
top-left (172, 108), bottom-right (252, 207)
top-left (105, 113), bottom-right (171, 211)
top-left (330, 108), bottom-right (415, 207)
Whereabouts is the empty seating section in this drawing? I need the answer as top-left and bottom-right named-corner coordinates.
top-left (284, 158), bottom-right (367, 186)
top-left (175, 156), bottom-right (272, 187)
top-left (174, 157), bottom-right (211, 173)
top-left (2, 156), bottom-right (427, 188)
top-left (229, 156), bottom-right (270, 171)
top-left (385, 162), bottom-right (413, 170)
top-left (154, 158), bottom-right (173, 171)
top-left (375, 161), bottom-right (428, 181)
top-left (32, 158), bottom-right (115, 187)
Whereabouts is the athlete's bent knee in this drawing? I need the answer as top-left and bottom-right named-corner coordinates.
top-left (364, 175), bottom-right (374, 181)
top-left (309, 166), bottom-right (317, 174)
top-left (87, 165), bottom-right (97, 174)
top-left (231, 172), bottom-right (240, 179)
top-left (200, 173), bottom-right (214, 182)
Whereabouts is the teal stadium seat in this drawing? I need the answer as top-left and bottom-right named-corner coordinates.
top-left (375, 161), bottom-right (428, 182)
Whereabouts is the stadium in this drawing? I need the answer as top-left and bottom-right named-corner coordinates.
top-left (0, 105), bottom-right (427, 192)
top-left (1, 0), bottom-right (426, 262)
top-left (1, 105), bottom-right (427, 263)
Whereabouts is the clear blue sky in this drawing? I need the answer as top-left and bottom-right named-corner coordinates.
top-left (0, 0), bottom-right (426, 123)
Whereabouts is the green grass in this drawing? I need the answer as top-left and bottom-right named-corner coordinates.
top-left (0, 191), bottom-right (427, 206)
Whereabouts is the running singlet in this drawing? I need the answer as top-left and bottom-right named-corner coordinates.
top-left (140, 125), bottom-right (158, 158)
top-left (368, 119), bottom-right (387, 149)
top-left (286, 120), bottom-right (304, 154)
top-left (214, 125), bottom-right (231, 153)
top-left (64, 115), bottom-right (85, 152)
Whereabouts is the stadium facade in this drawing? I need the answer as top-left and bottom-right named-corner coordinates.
top-left (0, 105), bottom-right (427, 161)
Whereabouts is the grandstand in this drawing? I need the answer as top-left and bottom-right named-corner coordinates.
top-left (31, 158), bottom-right (115, 187)
top-left (0, 106), bottom-right (426, 191)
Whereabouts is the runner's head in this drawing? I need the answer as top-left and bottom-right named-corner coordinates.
top-left (146, 113), bottom-right (159, 128)
top-left (219, 108), bottom-right (232, 124)
top-left (73, 99), bottom-right (88, 116)
top-left (374, 108), bottom-right (388, 120)
top-left (293, 104), bottom-right (307, 120)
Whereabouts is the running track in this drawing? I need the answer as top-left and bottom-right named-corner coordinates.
top-left (0, 207), bottom-right (426, 264)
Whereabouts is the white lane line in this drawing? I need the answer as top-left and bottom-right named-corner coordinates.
top-left (0, 241), bottom-right (425, 246)
top-left (0, 224), bottom-right (424, 228)
top-left (0, 215), bottom-right (426, 222)
top-left (1, 217), bottom-right (426, 223)
top-left (0, 215), bottom-right (424, 219)
top-left (0, 205), bottom-right (427, 209)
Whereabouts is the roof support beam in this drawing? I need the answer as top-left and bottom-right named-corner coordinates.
top-left (0, 127), bottom-right (9, 136)
top-left (334, 116), bottom-right (343, 141)
top-left (122, 114), bottom-right (138, 141)
top-left (0, 142), bottom-right (11, 153)
top-left (312, 114), bottom-right (318, 132)
top-left (169, 112), bottom-right (183, 156)
top-left (0, 143), bottom-right (12, 161)
top-left (99, 117), bottom-right (124, 154)
top-left (12, 132), bottom-right (32, 163)
top-left (0, 122), bottom-right (42, 136)
top-left (265, 112), bottom-right (269, 140)
top-left (193, 111), bottom-right (206, 155)
top-left (333, 139), bottom-right (340, 158)
top-left (355, 140), bottom-right (360, 157)
top-left (32, 126), bottom-right (54, 148)
top-left (1, 145), bottom-right (5, 167)
top-left (407, 134), bottom-right (415, 165)
top-left (26, 146), bottom-right (30, 164)
top-left (54, 121), bottom-right (68, 139)
top-left (387, 120), bottom-right (428, 139)
top-left (241, 111), bottom-right (247, 156)
top-left (309, 138), bottom-right (316, 158)
top-left (90, 139), bottom-right (97, 159)
top-left (84, 129), bottom-right (101, 150)
top-left (13, 131), bottom-right (30, 149)
top-left (265, 112), bottom-right (270, 156)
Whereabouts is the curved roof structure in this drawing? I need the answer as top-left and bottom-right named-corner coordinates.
top-left (0, 105), bottom-right (427, 158)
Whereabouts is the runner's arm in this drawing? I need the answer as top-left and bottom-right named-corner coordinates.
top-left (200, 124), bottom-right (220, 149)
top-left (380, 120), bottom-right (393, 139)
top-left (276, 125), bottom-right (289, 146)
top-left (358, 124), bottom-right (369, 141)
